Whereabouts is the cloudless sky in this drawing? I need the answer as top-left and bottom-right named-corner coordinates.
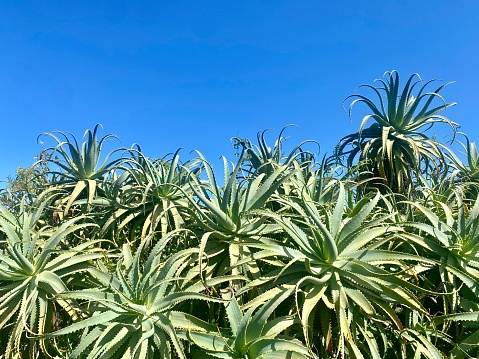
top-left (1, 1), bottom-right (479, 182)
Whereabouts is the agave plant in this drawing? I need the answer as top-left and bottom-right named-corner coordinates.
top-left (46, 232), bottom-right (226, 359)
top-left (0, 202), bottom-right (102, 358)
top-left (40, 124), bottom-right (121, 216)
top-left (336, 71), bottom-right (457, 194)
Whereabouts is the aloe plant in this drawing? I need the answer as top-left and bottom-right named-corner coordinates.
top-left (336, 71), bottom-right (457, 193)
top-left (2, 71), bottom-right (478, 358)
top-left (177, 288), bottom-right (315, 359)
top-left (0, 202), bottom-right (102, 358)
top-left (443, 135), bottom-right (479, 199)
top-left (432, 311), bottom-right (479, 358)
top-left (236, 183), bottom-right (440, 357)
top-left (46, 232), bottom-right (226, 359)
top-left (99, 148), bottom-right (195, 241)
top-left (403, 192), bottom-right (479, 302)
top-left (40, 124), bottom-right (121, 216)
top-left (232, 126), bottom-right (317, 179)
top-left (186, 153), bottom-right (291, 279)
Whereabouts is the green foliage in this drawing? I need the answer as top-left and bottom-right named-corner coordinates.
top-left (0, 201), bottom-right (103, 358)
top-left (232, 125), bottom-right (317, 179)
top-left (238, 184), bottom-right (432, 357)
top-left (99, 148), bottom-right (194, 241)
top-left (47, 234), bottom-right (224, 358)
top-left (179, 290), bottom-right (315, 359)
top-left (40, 124), bottom-right (121, 216)
top-left (0, 159), bottom-right (50, 210)
top-left (187, 154), bottom-right (291, 279)
top-left (2, 71), bottom-right (478, 359)
top-left (443, 134), bottom-right (479, 200)
top-left (336, 71), bottom-right (457, 194)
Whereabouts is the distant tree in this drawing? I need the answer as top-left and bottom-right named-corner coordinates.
top-left (0, 152), bottom-right (51, 210)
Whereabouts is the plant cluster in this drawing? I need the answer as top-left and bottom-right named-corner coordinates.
top-left (1, 71), bottom-right (479, 358)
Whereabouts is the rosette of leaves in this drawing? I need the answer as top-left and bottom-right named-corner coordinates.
top-left (100, 148), bottom-right (195, 241)
top-left (404, 193), bottom-right (479, 293)
top-left (47, 232), bottom-right (226, 359)
top-left (232, 126), bottom-right (317, 179)
top-left (431, 311), bottom-right (479, 358)
top-left (237, 183), bottom-right (439, 358)
top-left (186, 153), bottom-right (291, 279)
top-left (445, 135), bottom-right (479, 181)
top-left (288, 154), bottom-right (351, 206)
top-left (442, 134), bottom-right (479, 199)
top-left (401, 193), bottom-right (479, 357)
top-left (40, 124), bottom-right (121, 216)
top-left (177, 288), bottom-right (316, 359)
top-left (336, 71), bottom-right (457, 194)
top-left (401, 193), bottom-right (479, 356)
top-left (0, 202), bottom-right (102, 358)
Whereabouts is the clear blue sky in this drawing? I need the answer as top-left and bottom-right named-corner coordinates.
top-left (1, 1), bottom-right (479, 182)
